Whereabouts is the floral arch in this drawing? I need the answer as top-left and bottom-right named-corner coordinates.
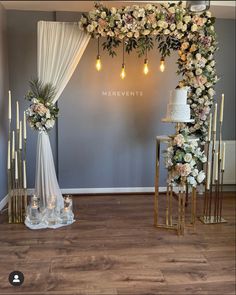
top-left (79, 1), bottom-right (218, 142)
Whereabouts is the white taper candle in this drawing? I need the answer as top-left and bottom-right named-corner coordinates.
top-left (12, 131), bottom-right (15, 159)
top-left (220, 93), bottom-right (224, 123)
top-left (206, 161), bottom-right (211, 190)
top-left (16, 101), bottom-right (19, 130)
top-left (213, 103), bottom-right (217, 132)
top-left (8, 90), bottom-right (12, 120)
top-left (23, 160), bottom-right (27, 189)
top-left (7, 140), bottom-right (11, 170)
top-left (23, 111), bottom-right (27, 140)
top-left (214, 152), bottom-right (218, 181)
top-left (19, 121), bottom-right (22, 150)
top-left (208, 113), bottom-right (212, 141)
top-left (15, 151), bottom-right (18, 180)
top-left (222, 142), bottom-right (226, 170)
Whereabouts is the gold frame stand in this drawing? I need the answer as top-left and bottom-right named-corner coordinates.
top-left (154, 136), bottom-right (197, 235)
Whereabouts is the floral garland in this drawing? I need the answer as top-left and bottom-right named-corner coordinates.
top-left (164, 133), bottom-right (207, 187)
top-left (79, 1), bottom-right (218, 142)
top-left (25, 79), bottom-right (59, 132)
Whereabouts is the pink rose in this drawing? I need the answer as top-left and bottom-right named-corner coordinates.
top-left (98, 18), bottom-right (107, 29)
top-left (33, 103), bottom-right (48, 116)
top-left (173, 134), bottom-right (185, 147)
top-left (176, 163), bottom-right (192, 177)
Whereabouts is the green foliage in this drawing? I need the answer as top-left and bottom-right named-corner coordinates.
top-left (25, 79), bottom-right (56, 103)
top-left (136, 36), bottom-right (154, 57)
top-left (102, 37), bottom-right (121, 57)
top-left (156, 35), bottom-right (180, 58)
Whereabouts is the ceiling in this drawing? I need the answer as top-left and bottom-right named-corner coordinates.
top-left (1, 1), bottom-right (235, 19)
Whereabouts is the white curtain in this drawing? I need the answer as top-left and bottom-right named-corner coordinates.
top-left (36, 21), bottom-right (90, 212)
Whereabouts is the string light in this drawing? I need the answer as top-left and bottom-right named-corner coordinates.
top-left (160, 57), bottom-right (165, 72)
top-left (120, 39), bottom-right (126, 79)
top-left (96, 38), bottom-right (102, 71)
top-left (143, 49), bottom-right (149, 75)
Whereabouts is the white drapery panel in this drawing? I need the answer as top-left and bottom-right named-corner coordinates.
top-left (36, 21), bottom-right (90, 212)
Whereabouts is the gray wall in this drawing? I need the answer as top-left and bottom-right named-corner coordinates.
top-left (3, 10), bottom-right (236, 194)
top-left (0, 3), bottom-right (9, 201)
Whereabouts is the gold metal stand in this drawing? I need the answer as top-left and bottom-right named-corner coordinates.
top-left (154, 136), bottom-right (197, 235)
top-left (7, 105), bottom-right (28, 224)
top-left (200, 121), bottom-right (226, 224)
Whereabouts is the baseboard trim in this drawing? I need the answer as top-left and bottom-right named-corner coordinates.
top-left (1, 185), bottom-right (235, 210)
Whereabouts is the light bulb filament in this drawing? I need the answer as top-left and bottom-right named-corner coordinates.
top-left (143, 59), bottom-right (149, 75)
top-left (120, 64), bottom-right (126, 79)
top-left (160, 58), bottom-right (165, 72)
top-left (96, 55), bottom-right (101, 71)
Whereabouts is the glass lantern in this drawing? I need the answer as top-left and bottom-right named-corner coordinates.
top-left (60, 195), bottom-right (74, 224)
top-left (46, 195), bottom-right (57, 226)
top-left (28, 195), bottom-right (41, 225)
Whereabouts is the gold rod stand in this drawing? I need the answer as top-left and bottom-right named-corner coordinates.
top-left (200, 122), bottom-right (226, 224)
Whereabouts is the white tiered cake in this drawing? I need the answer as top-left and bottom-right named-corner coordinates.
top-left (163, 88), bottom-right (192, 122)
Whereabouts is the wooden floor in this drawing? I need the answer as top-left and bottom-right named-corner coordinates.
top-left (0, 193), bottom-right (235, 295)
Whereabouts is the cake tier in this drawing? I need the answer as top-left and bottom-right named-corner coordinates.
top-left (170, 88), bottom-right (188, 105)
top-left (166, 104), bottom-right (190, 121)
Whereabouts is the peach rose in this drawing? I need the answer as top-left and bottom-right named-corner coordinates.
top-left (33, 103), bottom-right (48, 116)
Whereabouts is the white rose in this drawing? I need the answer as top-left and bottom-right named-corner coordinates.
top-left (164, 29), bottom-right (170, 35)
top-left (190, 159), bottom-right (196, 168)
top-left (196, 53), bottom-right (201, 61)
top-left (201, 155), bottom-right (207, 163)
top-left (192, 169), bottom-right (199, 177)
top-left (107, 31), bottom-right (115, 37)
top-left (145, 4), bottom-right (153, 10)
top-left (184, 153), bottom-right (193, 162)
top-left (101, 11), bottom-right (107, 19)
top-left (111, 7), bottom-right (117, 14)
top-left (177, 22), bottom-right (183, 30)
top-left (206, 11), bottom-right (212, 18)
top-left (143, 29), bottom-right (150, 35)
top-left (197, 171), bottom-right (205, 183)
top-left (169, 7), bottom-right (175, 14)
top-left (87, 24), bottom-right (95, 33)
top-left (127, 32), bottom-right (133, 38)
top-left (188, 176), bottom-right (197, 187)
top-left (210, 60), bottom-right (215, 67)
top-left (45, 119), bottom-right (55, 130)
top-left (170, 23), bottom-right (176, 31)
top-left (163, 21), bottom-right (168, 29)
top-left (208, 88), bottom-right (215, 96)
top-left (184, 15), bottom-right (191, 24)
top-left (196, 88), bottom-right (202, 96)
top-left (81, 16), bottom-right (87, 24)
top-left (182, 24), bottom-right (187, 32)
top-left (206, 65), bottom-right (212, 72)
top-left (134, 31), bottom-right (140, 38)
top-left (196, 68), bottom-right (202, 75)
top-left (191, 24), bottom-right (198, 32)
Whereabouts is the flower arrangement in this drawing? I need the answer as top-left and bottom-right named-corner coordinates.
top-left (79, 1), bottom-right (218, 142)
top-left (25, 79), bottom-right (59, 132)
top-left (164, 133), bottom-right (207, 187)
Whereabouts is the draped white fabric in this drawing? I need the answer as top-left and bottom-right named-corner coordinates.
top-left (35, 21), bottom-right (90, 214)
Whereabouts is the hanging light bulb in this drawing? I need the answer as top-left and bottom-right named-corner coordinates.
top-left (160, 57), bottom-right (165, 72)
top-left (143, 58), bottom-right (149, 75)
top-left (95, 38), bottom-right (102, 71)
top-left (143, 49), bottom-right (149, 75)
top-left (120, 63), bottom-right (126, 80)
top-left (120, 39), bottom-right (126, 79)
top-left (96, 55), bottom-right (101, 71)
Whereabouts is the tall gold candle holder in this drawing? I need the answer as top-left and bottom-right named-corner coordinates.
top-left (7, 97), bottom-right (28, 224)
top-left (200, 97), bottom-right (226, 224)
